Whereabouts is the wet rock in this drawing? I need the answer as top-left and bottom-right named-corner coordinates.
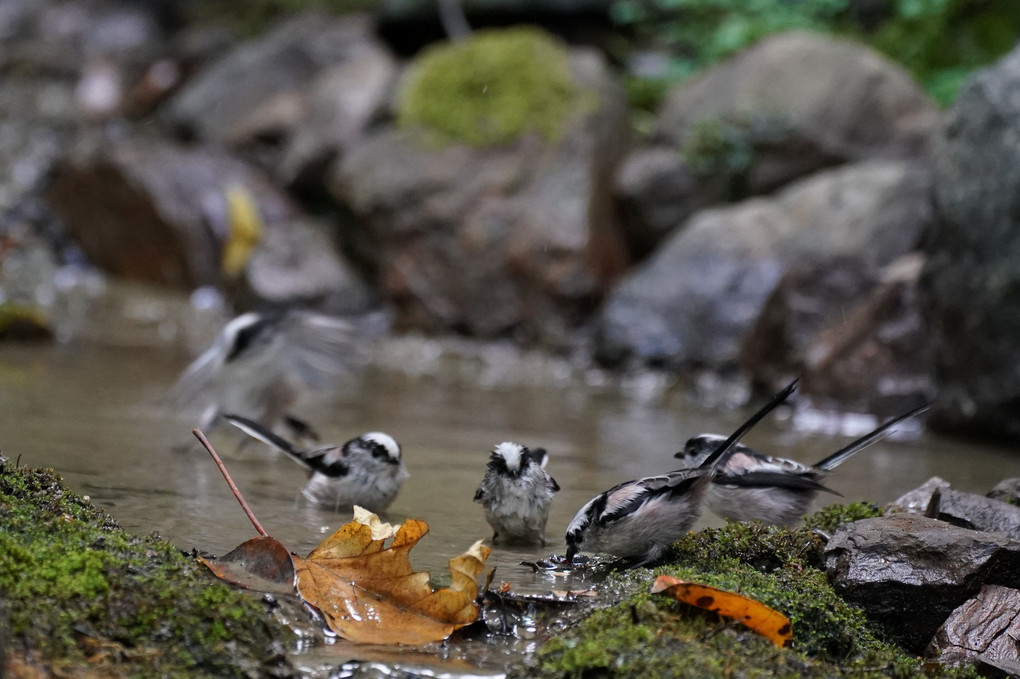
top-left (824, 515), bottom-right (1020, 653)
top-left (46, 132), bottom-right (373, 312)
top-left (925, 43), bottom-right (1020, 442)
top-left (594, 160), bottom-right (931, 369)
top-left (988, 479), bottom-right (1020, 507)
top-left (0, 75), bottom-right (77, 215)
top-left (657, 31), bottom-right (938, 194)
top-left (739, 256), bottom-right (878, 393)
top-left (243, 216), bottom-right (377, 315)
top-left (799, 253), bottom-right (935, 415)
top-left (167, 12), bottom-right (389, 150)
top-left (613, 146), bottom-right (728, 259)
top-left (329, 45), bottom-right (629, 345)
top-left (927, 487), bottom-right (1020, 540)
top-left (278, 51), bottom-right (397, 189)
top-left (927, 585), bottom-right (1020, 675)
top-left (886, 476), bottom-right (951, 516)
top-left (46, 137), bottom-right (294, 289)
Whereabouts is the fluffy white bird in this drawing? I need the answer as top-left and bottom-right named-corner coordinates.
top-left (564, 380), bottom-right (798, 567)
top-left (173, 310), bottom-right (363, 442)
top-left (225, 414), bottom-right (408, 512)
top-left (675, 403), bottom-right (929, 526)
top-left (474, 442), bottom-right (560, 545)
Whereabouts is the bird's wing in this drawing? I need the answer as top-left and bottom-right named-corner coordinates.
top-left (715, 468), bottom-right (836, 494)
top-left (596, 470), bottom-right (705, 526)
top-left (278, 311), bottom-right (367, 390)
top-left (298, 447), bottom-right (351, 477)
top-left (171, 338), bottom-right (229, 403)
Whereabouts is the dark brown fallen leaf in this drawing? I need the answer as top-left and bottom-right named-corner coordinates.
top-left (198, 535), bottom-right (296, 595)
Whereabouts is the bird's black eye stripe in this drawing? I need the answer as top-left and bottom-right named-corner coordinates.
top-left (365, 439), bottom-right (398, 463)
top-left (226, 317), bottom-right (275, 362)
top-left (487, 453), bottom-right (509, 474)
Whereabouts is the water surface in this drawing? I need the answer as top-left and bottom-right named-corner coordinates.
top-left (1, 327), bottom-right (1016, 674)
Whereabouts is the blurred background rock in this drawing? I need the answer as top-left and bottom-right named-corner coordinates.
top-left (2, 0), bottom-right (1020, 438)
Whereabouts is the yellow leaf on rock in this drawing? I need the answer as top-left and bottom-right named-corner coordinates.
top-left (651, 574), bottom-right (793, 648)
top-left (222, 184), bottom-right (262, 278)
top-left (295, 509), bottom-right (490, 645)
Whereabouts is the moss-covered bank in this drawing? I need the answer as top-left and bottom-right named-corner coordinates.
top-left (530, 503), bottom-right (977, 679)
top-left (0, 456), bottom-right (293, 678)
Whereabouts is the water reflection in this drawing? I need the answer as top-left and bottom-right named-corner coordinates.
top-left (0, 336), bottom-right (1017, 672)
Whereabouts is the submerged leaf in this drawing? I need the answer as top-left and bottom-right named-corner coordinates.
top-left (295, 507), bottom-right (490, 645)
top-left (651, 574), bottom-right (793, 648)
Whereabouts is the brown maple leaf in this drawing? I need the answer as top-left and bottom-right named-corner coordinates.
top-left (294, 507), bottom-right (490, 645)
top-left (194, 429), bottom-right (490, 646)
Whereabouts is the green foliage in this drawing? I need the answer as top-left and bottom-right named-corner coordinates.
top-left (612, 0), bottom-right (1020, 107)
top-left (397, 27), bottom-right (596, 147)
top-left (681, 112), bottom-right (792, 178)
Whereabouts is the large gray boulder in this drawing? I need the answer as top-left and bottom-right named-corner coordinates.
top-left (924, 44), bottom-right (1020, 442)
top-left (658, 31), bottom-right (938, 186)
top-left (329, 47), bottom-right (629, 345)
top-left (615, 31), bottom-right (940, 254)
top-left (166, 12), bottom-right (395, 190)
top-left (595, 160), bottom-right (931, 369)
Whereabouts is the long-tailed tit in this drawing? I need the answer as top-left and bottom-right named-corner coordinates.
top-left (224, 414), bottom-right (408, 513)
top-left (474, 442), bottom-right (560, 546)
top-left (675, 403), bottom-right (929, 526)
top-left (173, 310), bottom-right (364, 442)
top-left (564, 380), bottom-right (798, 567)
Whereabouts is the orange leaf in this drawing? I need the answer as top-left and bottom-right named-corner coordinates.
top-left (651, 574), bottom-right (793, 648)
top-left (294, 506), bottom-right (491, 645)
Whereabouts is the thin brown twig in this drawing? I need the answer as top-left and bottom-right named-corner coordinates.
top-left (192, 428), bottom-right (268, 537)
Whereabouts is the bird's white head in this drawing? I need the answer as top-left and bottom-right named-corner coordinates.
top-left (362, 432), bottom-right (401, 463)
top-left (492, 441), bottom-right (527, 473)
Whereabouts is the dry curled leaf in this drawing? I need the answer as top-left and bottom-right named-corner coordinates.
top-left (651, 574), bottom-right (793, 648)
top-left (294, 507), bottom-right (491, 645)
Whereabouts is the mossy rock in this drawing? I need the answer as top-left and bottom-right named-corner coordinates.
top-left (0, 457), bottom-right (293, 677)
top-left (532, 505), bottom-right (975, 679)
top-left (0, 303), bottom-right (53, 341)
top-left (397, 27), bottom-right (596, 147)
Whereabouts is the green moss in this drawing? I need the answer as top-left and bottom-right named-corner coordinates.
top-left (680, 112), bottom-right (795, 197)
top-left (533, 514), bottom-right (977, 678)
top-left (0, 456), bottom-right (292, 676)
top-left (0, 303), bottom-right (52, 341)
top-left (397, 27), bottom-right (596, 148)
top-left (801, 500), bottom-right (883, 534)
